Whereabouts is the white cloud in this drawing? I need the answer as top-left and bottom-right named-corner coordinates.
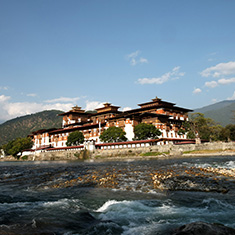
top-left (122, 107), bottom-right (132, 111)
top-left (45, 96), bottom-right (80, 103)
top-left (207, 52), bottom-right (217, 62)
top-left (0, 95), bottom-right (78, 122)
top-left (27, 93), bottom-right (37, 97)
top-left (201, 62), bottom-right (235, 89)
top-left (137, 66), bottom-right (185, 85)
top-left (218, 77), bottom-right (235, 85)
top-left (4, 102), bottom-right (73, 119)
top-left (205, 81), bottom-right (218, 88)
top-left (227, 90), bottom-right (235, 100)
top-left (204, 77), bottom-right (235, 88)
top-left (126, 50), bottom-right (148, 66)
top-left (139, 57), bottom-right (148, 64)
top-left (127, 50), bottom-right (139, 66)
top-left (212, 98), bottom-right (217, 103)
top-left (193, 88), bottom-right (202, 94)
top-left (0, 94), bottom-right (11, 102)
top-left (85, 101), bottom-right (104, 111)
top-left (201, 61), bottom-right (235, 78)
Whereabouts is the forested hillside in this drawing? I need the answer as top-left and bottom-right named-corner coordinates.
top-left (0, 110), bottom-right (63, 146)
top-left (194, 100), bottom-right (235, 126)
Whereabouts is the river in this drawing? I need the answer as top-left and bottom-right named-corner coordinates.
top-left (0, 155), bottom-right (234, 234)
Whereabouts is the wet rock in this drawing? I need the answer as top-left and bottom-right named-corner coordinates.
top-left (75, 211), bottom-right (100, 229)
top-left (172, 221), bottom-right (235, 235)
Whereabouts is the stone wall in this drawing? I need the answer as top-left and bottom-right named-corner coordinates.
top-left (27, 150), bottom-right (79, 161)
top-left (94, 142), bottom-right (235, 158)
top-left (24, 142), bottom-right (235, 161)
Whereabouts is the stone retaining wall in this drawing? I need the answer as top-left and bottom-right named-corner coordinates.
top-left (24, 142), bottom-right (235, 161)
top-left (94, 142), bottom-right (235, 158)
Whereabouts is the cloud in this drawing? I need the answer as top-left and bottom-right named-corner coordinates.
top-left (6, 103), bottom-right (72, 122)
top-left (126, 50), bottom-right (148, 66)
top-left (204, 77), bottom-right (235, 88)
top-left (4, 102), bottom-right (73, 119)
top-left (207, 52), bottom-right (217, 62)
top-left (0, 94), bottom-right (11, 102)
top-left (193, 88), bottom-right (202, 94)
top-left (201, 61), bottom-right (235, 78)
top-left (27, 93), bottom-right (37, 97)
top-left (137, 66), bottom-right (185, 85)
top-left (218, 77), bottom-right (235, 85)
top-left (205, 81), bottom-right (218, 88)
top-left (0, 95), bottom-right (80, 122)
top-left (85, 101), bottom-right (104, 111)
top-left (45, 96), bottom-right (80, 103)
top-left (122, 107), bottom-right (132, 111)
top-left (212, 98), bottom-right (217, 103)
top-left (227, 90), bottom-right (235, 100)
top-left (139, 57), bottom-right (148, 64)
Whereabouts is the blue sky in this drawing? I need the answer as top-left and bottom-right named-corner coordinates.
top-left (0, 0), bottom-right (235, 122)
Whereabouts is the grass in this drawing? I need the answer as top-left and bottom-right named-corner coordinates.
top-left (21, 155), bottom-right (28, 160)
top-left (140, 151), bottom-right (169, 157)
top-left (183, 149), bottom-right (226, 154)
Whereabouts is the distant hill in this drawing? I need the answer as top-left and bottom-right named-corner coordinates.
top-left (193, 100), bottom-right (235, 126)
top-left (0, 110), bottom-right (63, 146)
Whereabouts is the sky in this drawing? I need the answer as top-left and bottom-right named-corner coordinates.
top-left (0, 0), bottom-right (235, 123)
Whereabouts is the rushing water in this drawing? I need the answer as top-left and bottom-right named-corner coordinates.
top-left (0, 156), bottom-right (235, 235)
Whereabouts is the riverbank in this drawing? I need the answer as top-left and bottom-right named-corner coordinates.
top-left (2, 148), bottom-right (235, 162)
top-left (1, 142), bottom-right (235, 162)
top-left (183, 149), bottom-right (235, 157)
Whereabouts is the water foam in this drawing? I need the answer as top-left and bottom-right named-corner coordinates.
top-left (43, 198), bottom-right (82, 211)
top-left (96, 200), bottom-right (122, 212)
top-left (225, 161), bottom-right (235, 169)
top-left (95, 200), bottom-right (193, 234)
top-left (202, 198), bottom-right (235, 210)
top-left (182, 160), bottom-right (235, 169)
top-left (94, 196), bottom-right (235, 235)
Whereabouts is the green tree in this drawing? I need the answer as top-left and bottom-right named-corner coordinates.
top-left (100, 126), bottom-right (127, 143)
top-left (3, 137), bottom-right (33, 158)
top-left (225, 124), bottom-right (235, 141)
top-left (66, 131), bottom-right (84, 146)
top-left (210, 125), bottom-right (224, 141)
top-left (219, 127), bottom-right (231, 141)
top-left (3, 140), bottom-right (15, 156)
top-left (134, 123), bottom-right (161, 140)
top-left (186, 113), bottom-right (234, 141)
top-left (178, 121), bottom-right (191, 137)
top-left (187, 113), bottom-right (217, 140)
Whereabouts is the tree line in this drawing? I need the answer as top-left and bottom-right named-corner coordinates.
top-left (180, 113), bottom-right (235, 141)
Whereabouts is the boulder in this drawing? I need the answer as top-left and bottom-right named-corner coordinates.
top-left (172, 221), bottom-right (235, 235)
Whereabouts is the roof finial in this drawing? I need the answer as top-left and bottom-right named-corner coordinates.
top-left (103, 103), bottom-right (111, 107)
top-left (152, 96), bottom-right (161, 102)
top-left (72, 105), bottom-right (82, 112)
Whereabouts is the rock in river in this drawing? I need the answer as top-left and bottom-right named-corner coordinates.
top-left (173, 221), bottom-right (235, 235)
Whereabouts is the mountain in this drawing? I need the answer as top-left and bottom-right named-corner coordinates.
top-left (0, 110), bottom-right (63, 146)
top-left (193, 100), bottom-right (235, 126)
